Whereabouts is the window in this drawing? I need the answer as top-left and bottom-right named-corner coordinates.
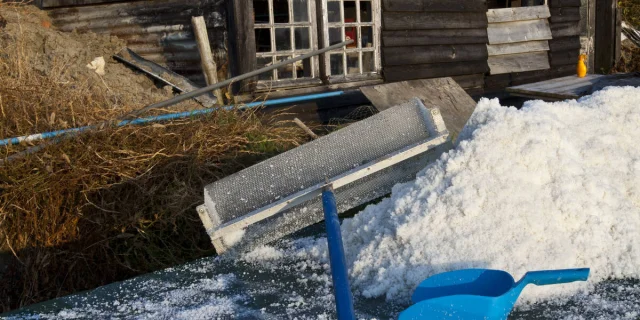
top-left (252, 0), bottom-right (380, 88)
top-left (322, 0), bottom-right (379, 81)
top-left (253, 0), bottom-right (320, 87)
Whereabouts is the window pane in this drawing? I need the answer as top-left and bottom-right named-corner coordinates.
top-left (330, 53), bottom-right (344, 75)
top-left (345, 26), bottom-right (357, 48)
top-left (295, 27), bottom-right (311, 50)
top-left (329, 27), bottom-right (343, 45)
top-left (361, 26), bottom-right (373, 48)
top-left (360, 0), bottom-right (372, 22)
top-left (257, 57), bottom-right (274, 80)
top-left (347, 52), bottom-right (359, 75)
top-left (275, 28), bottom-right (292, 51)
top-left (277, 56), bottom-right (294, 79)
top-left (273, 0), bottom-right (290, 23)
top-left (293, 0), bottom-right (309, 22)
top-left (362, 51), bottom-right (374, 73)
top-left (343, 1), bottom-right (356, 22)
top-left (297, 57), bottom-right (314, 78)
top-left (253, 0), bottom-right (270, 23)
top-left (255, 28), bottom-right (272, 52)
top-left (327, 1), bottom-right (341, 23)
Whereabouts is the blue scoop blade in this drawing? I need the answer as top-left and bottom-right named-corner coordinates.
top-left (411, 269), bottom-right (514, 303)
top-left (399, 297), bottom-right (493, 320)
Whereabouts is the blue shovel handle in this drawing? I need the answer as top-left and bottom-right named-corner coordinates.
top-left (322, 186), bottom-right (356, 320)
top-left (520, 268), bottom-right (590, 286)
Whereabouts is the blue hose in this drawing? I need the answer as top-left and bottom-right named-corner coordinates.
top-left (0, 91), bottom-right (345, 146)
top-left (322, 186), bottom-right (356, 320)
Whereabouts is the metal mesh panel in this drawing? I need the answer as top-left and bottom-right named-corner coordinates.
top-left (200, 99), bottom-right (450, 252)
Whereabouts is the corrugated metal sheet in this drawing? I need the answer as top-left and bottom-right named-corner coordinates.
top-left (43, 0), bottom-right (228, 85)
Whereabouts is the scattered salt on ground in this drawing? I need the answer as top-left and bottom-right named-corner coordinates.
top-left (6, 86), bottom-right (640, 319)
top-left (340, 86), bottom-right (640, 303)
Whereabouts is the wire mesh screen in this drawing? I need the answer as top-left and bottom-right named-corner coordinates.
top-left (201, 99), bottom-right (450, 252)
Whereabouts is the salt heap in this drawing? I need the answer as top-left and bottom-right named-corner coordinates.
top-left (341, 86), bottom-right (640, 303)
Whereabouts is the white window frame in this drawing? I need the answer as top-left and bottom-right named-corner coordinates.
top-left (320, 0), bottom-right (382, 83)
top-left (254, 0), bottom-right (323, 90)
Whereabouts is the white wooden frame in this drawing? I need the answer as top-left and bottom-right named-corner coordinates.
top-left (254, 0), bottom-right (321, 85)
top-left (319, 0), bottom-right (382, 82)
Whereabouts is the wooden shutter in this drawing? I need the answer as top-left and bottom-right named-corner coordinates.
top-left (486, 6), bottom-right (552, 74)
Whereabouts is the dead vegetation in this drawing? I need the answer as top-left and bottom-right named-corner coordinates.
top-left (0, 3), bottom-right (307, 312)
top-left (614, 0), bottom-right (640, 73)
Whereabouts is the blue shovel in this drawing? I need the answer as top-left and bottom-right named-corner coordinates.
top-left (399, 268), bottom-right (590, 320)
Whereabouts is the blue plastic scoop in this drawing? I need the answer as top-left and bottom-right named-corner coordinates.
top-left (399, 268), bottom-right (590, 320)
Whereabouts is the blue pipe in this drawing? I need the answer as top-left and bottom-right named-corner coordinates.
top-left (322, 186), bottom-right (356, 320)
top-left (0, 91), bottom-right (346, 146)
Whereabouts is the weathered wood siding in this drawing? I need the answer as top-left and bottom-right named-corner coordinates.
top-left (41, 0), bottom-right (227, 86)
top-left (380, 0), bottom-right (489, 94)
top-left (485, 0), bottom-right (583, 92)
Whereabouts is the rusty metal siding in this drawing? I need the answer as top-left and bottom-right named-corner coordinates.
top-left (44, 0), bottom-right (228, 85)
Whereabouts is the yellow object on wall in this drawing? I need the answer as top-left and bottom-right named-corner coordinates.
top-left (577, 54), bottom-right (587, 78)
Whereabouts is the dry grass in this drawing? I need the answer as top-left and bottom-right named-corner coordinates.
top-left (620, 0), bottom-right (640, 28)
top-left (0, 3), bottom-right (307, 312)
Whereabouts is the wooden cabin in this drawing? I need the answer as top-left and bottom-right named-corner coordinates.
top-left (35, 0), bottom-right (619, 103)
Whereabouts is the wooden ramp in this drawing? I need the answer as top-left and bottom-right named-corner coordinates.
top-left (506, 73), bottom-right (640, 100)
top-left (360, 77), bottom-right (477, 141)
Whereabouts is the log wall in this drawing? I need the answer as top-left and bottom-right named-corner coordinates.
top-left (380, 0), bottom-right (490, 95)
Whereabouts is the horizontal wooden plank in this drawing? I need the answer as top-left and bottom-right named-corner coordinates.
top-left (488, 51), bottom-right (550, 74)
top-left (509, 64), bottom-right (576, 86)
top-left (548, 0), bottom-right (582, 7)
top-left (549, 49), bottom-right (580, 66)
top-left (383, 44), bottom-right (488, 66)
top-left (383, 0), bottom-right (487, 12)
top-left (464, 86), bottom-right (485, 96)
top-left (487, 6), bottom-right (551, 23)
top-left (36, 0), bottom-right (121, 8)
top-left (382, 29), bottom-right (488, 47)
top-left (488, 19), bottom-right (552, 44)
top-left (384, 61), bottom-right (489, 81)
top-left (487, 40), bottom-right (550, 56)
top-left (550, 21), bottom-right (580, 37)
top-left (550, 7), bottom-right (581, 23)
top-left (452, 73), bottom-right (485, 88)
top-left (383, 12), bottom-right (488, 30)
top-left (548, 36), bottom-right (581, 52)
top-left (484, 74), bottom-right (512, 90)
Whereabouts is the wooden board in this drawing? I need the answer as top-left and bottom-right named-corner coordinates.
top-left (384, 60), bottom-right (490, 81)
top-left (383, 44), bottom-right (488, 66)
top-left (488, 51), bottom-right (551, 74)
top-left (383, 12), bottom-right (488, 30)
top-left (549, 49), bottom-right (580, 66)
top-left (383, 0), bottom-right (487, 12)
top-left (487, 40), bottom-right (550, 56)
top-left (549, 7), bottom-right (581, 23)
top-left (548, 36), bottom-right (581, 52)
top-left (382, 29), bottom-right (488, 47)
top-left (451, 73), bottom-right (485, 89)
top-left (507, 74), bottom-right (606, 99)
top-left (486, 6), bottom-right (551, 23)
top-left (510, 64), bottom-right (575, 86)
top-left (548, 0), bottom-right (581, 7)
top-left (360, 78), bottom-right (478, 140)
top-left (488, 19), bottom-right (553, 44)
top-left (550, 21), bottom-right (580, 37)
